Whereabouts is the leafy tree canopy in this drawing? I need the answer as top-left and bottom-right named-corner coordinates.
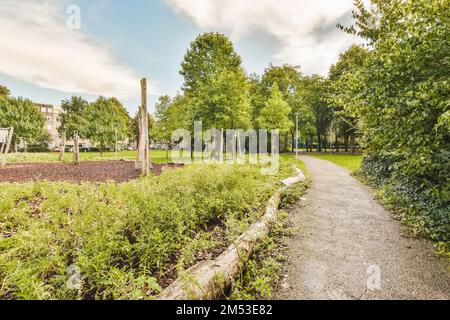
top-left (192, 69), bottom-right (251, 129)
top-left (59, 96), bottom-right (89, 139)
top-left (339, 0), bottom-right (450, 240)
top-left (0, 96), bottom-right (45, 147)
top-left (0, 85), bottom-right (10, 97)
top-left (257, 83), bottom-right (292, 133)
top-left (181, 32), bottom-right (243, 93)
top-left (82, 97), bottom-right (131, 150)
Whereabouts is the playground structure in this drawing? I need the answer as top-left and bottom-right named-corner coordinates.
top-left (0, 127), bottom-right (13, 167)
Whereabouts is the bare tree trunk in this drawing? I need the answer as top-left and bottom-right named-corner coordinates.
top-left (291, 131), bottom-right (295, 152)
top-left (59, 134), bottom-right (66, 161)
top-left (350, 133), bottom-right (355, 155)
top-left (335, 132), bottom-right (339, 153)
top-left (138, 78), bottom-right (151, 175)
top-left (283, 132), bottom-right (289, 152)
top-left (73, 134), bottom-right (80, 165)
top-left (317, 133), bottom-right (322, 152)
top-left (345, 132), bottom-right (349, 153)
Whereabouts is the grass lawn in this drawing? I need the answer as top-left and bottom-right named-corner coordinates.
top-left (309, 154), bottom-right (363, 172)
top-left (0, 155), bottom-right (307, 300)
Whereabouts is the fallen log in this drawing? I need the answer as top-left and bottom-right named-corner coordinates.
top-left (156, 168), bottom-right (306, 300)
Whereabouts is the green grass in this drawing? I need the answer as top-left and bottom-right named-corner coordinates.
top-left (0, 157), bottom-right (307, 300)
top-left (309, 154), bottom-right (362, 172)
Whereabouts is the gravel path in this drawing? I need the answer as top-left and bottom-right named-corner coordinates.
top-left (276, 156), bottom-right (449, 300)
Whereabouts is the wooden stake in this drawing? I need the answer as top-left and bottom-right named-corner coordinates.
top-left (73, 133), bottom-right (80, 165)
top-left (59, 133), bottom-right (66, 162)
top-left (139, 78), bottom-right (151, 176)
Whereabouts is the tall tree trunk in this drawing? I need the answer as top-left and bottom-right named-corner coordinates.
top-left (345, 132), bottom-right (349, 153)
top-left (317, 133), bottom-right (322, 152)
top-left (291, 131), bottom-right (295, 152)
top-left (73, 134), bottom-right (80, 165)
top-left (284, 132), bottom-right (289, 153)
top-left (350, 134), bottom-right (355, 155)
top-left (335, 133), bottom-right (339, 153)
top-left (59, 134), bottom-right (66, 161)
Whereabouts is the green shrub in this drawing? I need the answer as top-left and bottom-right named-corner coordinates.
top-left (344, 0), bottom-right (450, 247)
top-left (0, 162), bottom-right (299, 300)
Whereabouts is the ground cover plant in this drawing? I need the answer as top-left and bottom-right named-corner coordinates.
top-left (0, 156), bottom-right (306, 300)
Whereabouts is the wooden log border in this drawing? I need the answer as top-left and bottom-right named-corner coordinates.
top-left (157, 168), bottom-right (306, 300)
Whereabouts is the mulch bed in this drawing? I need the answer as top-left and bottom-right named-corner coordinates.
top-left (0, 161), bottom-right (183, 183)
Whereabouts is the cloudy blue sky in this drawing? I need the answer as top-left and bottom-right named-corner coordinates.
top-left (0, 0), bottom-right (362, 114)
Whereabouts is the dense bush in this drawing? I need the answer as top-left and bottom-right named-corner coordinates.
top-left (343, 0), bottom-right (449, 243)
top-left (0, 162), bottom-right (299, 300)
top-left (359, 156), bottom-right (449, 242)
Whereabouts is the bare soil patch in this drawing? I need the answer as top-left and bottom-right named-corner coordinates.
top-left (0, 161), bottom-right (183, 183)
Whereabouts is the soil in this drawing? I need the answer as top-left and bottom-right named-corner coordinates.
top-left (276, 156), bottom-right (450, 300)
top-left (0, 161), bottom-right (183, 184)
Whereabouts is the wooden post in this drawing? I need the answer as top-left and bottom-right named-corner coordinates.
top-left (138, 78), bottom-right (151, 176)
top-left (59, 133), bottom-right (66, 161)
top-left (73, 132), bottom-right (80, 165)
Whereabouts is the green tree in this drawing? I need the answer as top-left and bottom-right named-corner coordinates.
top-left (181, 32), bottom-right (243, 93)
top-left (257, 83), bottom-right (292, 133)
top-left (329, 44), bottom-right (369, 153)
top-left (192, 69), bottom-right (251, 130)
top-left (340, 0), bottom-right (450, 241)
top-left (0, 85), bottom-right (10, 97)
top-left (58, 96), bottom-right (89, 161)
top-left (0, 96), bottom-right (45, 150)
top-left (82, 97), bottom-right (131, 155)
top-left (259, 64), bottom-right (303, 151)
top-left (300, 76), bottom-right (332, 152)
top-left (132, 110), bottom-right (155, 145)
top-left (152, 95), bottom-right (193, 158)
top-left (59, 97), bottom-right (89, 139)
top-left (180, 33), bottom-right (251, 132)
top-left (29, 129), bottom-right (52, 152)
top-left (152, 95), bottom-right (173, 147)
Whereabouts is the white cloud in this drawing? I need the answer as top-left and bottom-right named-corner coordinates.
top-left (166, 0), bottom-right (362, 75)
top-left (0, 0), bottom-right (159, 99)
